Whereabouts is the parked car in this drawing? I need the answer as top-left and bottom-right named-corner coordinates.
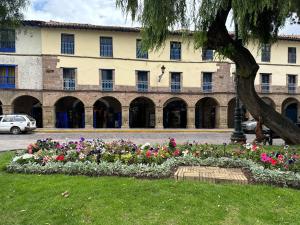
top-left (0, 114), bottom-right (36, 134)
top-left (241, 119), bottom-right (269, 134)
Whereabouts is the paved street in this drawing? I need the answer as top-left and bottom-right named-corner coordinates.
top-left (0, 131), bottom-right (284, 151)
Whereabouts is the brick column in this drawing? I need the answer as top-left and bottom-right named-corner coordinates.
top-left (42, 106), bottom-right (55, 128)
top-left (2, 105), bottom-right (13, 114)
top-left (218, 105), bottom-right (228, 129)
top-left (122, 106), bottom-right (129, 128)
top-left (155, 106), bottom-right (164, 128)
top-left (85, 107), bottom-right (94, 128)
top-left (275, 105), bottom-right (281, 114)
top-left (187, 106), bottom-right (195, 128)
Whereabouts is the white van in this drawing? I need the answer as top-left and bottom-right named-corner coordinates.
top-left (0, 114), bottom-right (37, 134)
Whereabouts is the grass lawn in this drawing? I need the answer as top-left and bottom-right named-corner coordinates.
top-left (0, 151), bottom-right (300, 225)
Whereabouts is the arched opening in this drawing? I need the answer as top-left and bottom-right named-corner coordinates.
top-left (12, 95), bottom-right (43, 128)
top-left (282, 98), bottom-right (299, 123)
top-left (55, 96), bottom-right (85, 128)
top-left (195, 97), bottom-right (219, 128)
top-left (163, 98), bottom-right (187, 128)
top-left (261, 97), bottom-right (276, 109)
top-left (93, 97), bottom-right (122, 128)
top-left (227, 98), bottom-right (248, 128)
top-left (0, 100), bottom-right (2, 115)
top-left (129, 97), bottom-right (155, 128)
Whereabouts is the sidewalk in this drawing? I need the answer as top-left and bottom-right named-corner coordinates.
top-left (35, 128), bottom-right (233, 133)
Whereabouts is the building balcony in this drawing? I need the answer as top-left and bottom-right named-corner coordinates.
top-left (102, 80), bottom-right (113, 91)
top-left (203, 82), bottom-right (212, 93)
top-left (288, 84), bottom-right (297, 94)
top-left (171, 82), bottom-right (181, 93)
top-left (261, 83), bottom-right (270, 93)
top-left (137, 81), bottom-right (148, 92)
top-left (63, 78), bottom-right (75, 90)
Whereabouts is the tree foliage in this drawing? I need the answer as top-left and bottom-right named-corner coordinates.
top-left (116, 0), bottom-right (299, 49)
top-left (0, 0), bottom-right (28, 28)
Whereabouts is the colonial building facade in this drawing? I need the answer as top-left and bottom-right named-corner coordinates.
top-left (0, 20), bottom-right (299, 129)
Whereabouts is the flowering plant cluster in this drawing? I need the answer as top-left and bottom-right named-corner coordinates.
top-left (233, 143), bottom-right (300, 172)
top-left (11, 138), bottom-right (300, 173)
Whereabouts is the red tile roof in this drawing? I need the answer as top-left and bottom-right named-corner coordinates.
top-left (22, 20), bottom-right (300, 41)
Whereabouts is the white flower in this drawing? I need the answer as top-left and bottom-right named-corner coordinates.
top-left (79, 153), bottom-right (86, 160)
top-left (141, 143), bottom-right (151, 150)
top-left (12, 156), bottom-right (21, 162)
top-left (22, 154), bottom-right (34, 159)
top-left (245, 143), bottom-right (252, 150)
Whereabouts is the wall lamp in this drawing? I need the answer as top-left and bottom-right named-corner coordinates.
top-left (158, 65), bottom-right (166, 82)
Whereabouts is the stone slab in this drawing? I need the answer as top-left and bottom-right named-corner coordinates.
top-left (175, 166), bottom-right (248, 185)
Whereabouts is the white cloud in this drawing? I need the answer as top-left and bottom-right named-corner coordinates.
top-left (24, 0), bottom-right (300, 34)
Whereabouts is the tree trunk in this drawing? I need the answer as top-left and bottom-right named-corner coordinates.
top-left (238, 72), bottom-right (300, 144)
top-left (205, 3), bottom-right (300, 144)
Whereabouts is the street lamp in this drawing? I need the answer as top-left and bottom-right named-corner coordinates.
top-left (230, 22), bottom-right (246, 143)
top-left (158, 65), bottom-right (166, 82)
top-left (230, 72), bottom-right (246, 143)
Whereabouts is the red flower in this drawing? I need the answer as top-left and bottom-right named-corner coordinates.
top-left (270, 158), bottom-right (277, 166)
top-left (173, 149), bottom-right (180, 157)
top-left (56, 155), bottom-right (65, 161)
top-left (146, 150), bottom-right (152, 158)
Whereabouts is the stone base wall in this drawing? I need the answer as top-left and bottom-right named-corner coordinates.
top-left (0, 89), bottom-right (299, 129)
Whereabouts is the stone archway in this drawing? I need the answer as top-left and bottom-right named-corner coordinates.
top-left (0, 100), bottom-right (2, 115)
top-left (129, 97), bottom-right (155, 128)
top-left (55, 96), bottom-right (85, 128)
top-left (163, 98), bottom-right (187, 128)
top-left (12, 95), bottom-right (43, 128)
top-left (93, 96), bottom-right (122, 128)
top-left (282, 98), bottom-right (299, 123)
top-left (195, 97), bottom-right (219, 128)
top-left (227, 98), bottom-right (248, 128)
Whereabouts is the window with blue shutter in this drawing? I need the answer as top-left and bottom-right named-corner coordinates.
top-left (0, 29), bottom-right (15, 52)
top-left (136, 39), bottom-right (148, 59)
top-left (202, 49), bottom-right (214, 61)
top-left (0, 65), bottom-right (15, 89)
top-left (101, 70), bottom-right (113, 91)
top-left (170, 42), bottom-right (181, 60)
top-left (100, 37), bottom-right (113, 57)
top-left (203, 72), bottom-right (212, 92)
top-left (61, 34), bottom-right (74, 54)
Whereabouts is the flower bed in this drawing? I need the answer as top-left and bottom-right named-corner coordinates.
top-left (6, 138), bottom-right (300, 188)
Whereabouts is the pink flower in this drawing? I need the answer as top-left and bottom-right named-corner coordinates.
top-left (261, 153), bottom-right (270, 163)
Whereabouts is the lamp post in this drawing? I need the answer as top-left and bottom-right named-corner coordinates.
top-left (158, 65), bottom-right (166, 82)
top-left (230, 22), bottom-right (246, 143)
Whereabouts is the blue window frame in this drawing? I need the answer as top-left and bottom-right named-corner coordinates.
top-left (100, 37), bottom-right (113, 57)
top-left (170, 42), bottom-right (181, 60)
top-left (288, 74), bottom-right (297, 94)
top-left (61, 34), bottom-right (74, 54)
top-left (136, 39), bottom-right (148, 59)
top-left (101, 69), bottom-right (113, 91)
top-left (171, 72), bottom-right (181, 92)
top-left (63, 68), bottom-right (76, 90)
top-left (203, 72), bottom-right (212, 93)
top-left (0, 65), bottom-right (15, 89)
top-left (261, 73), bottom-right (270, 93)
top-left (0, 29), bottom-right (15, 52)
top-left (288, 47), bottom-right (297, 64)
top-left (202, 49), bottom-right (214, 61)
top-left (261, 44), bottom-right (271, 62)
top-left (137, 71), bottom-right (148, 92)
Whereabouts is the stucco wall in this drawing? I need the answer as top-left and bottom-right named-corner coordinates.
top-left (0, 55), bottom-right (43, 90)
top-left (16, 26), bottom-right (42, 55)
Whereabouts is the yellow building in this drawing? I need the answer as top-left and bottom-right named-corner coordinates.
top-left (0, 20), bottom-right (299, 129)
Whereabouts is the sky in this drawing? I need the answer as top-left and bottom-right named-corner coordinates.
top-left (24, 0), bottom-right (300, 35)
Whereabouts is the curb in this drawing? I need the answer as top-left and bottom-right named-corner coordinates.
top-left (34, 129), bottom-right (233, 134)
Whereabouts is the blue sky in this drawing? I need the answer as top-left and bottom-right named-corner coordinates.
top-left (24, 0), bottom-right (300, 34)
